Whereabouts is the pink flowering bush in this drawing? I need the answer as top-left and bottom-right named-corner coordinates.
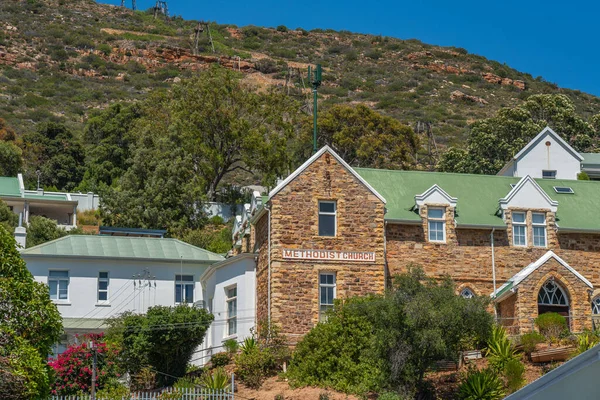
top-left (49, 333), bottom-right (121, 395)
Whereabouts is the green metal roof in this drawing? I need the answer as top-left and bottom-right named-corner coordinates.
top-left (0, 177), bottom-right (21, 196)
top-left (21, 235), bottom-right (225, 263)
top-left (356, 168), bottom-right (519, 227)
top-left (580, 153), bottom-right (600, 166)
top-left (356, 168), bottom-right (600, 231)
top-left (24, 193), bottom-right (69, 201)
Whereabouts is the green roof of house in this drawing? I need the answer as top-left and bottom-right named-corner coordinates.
top-left (356, 168), bottom-right (600, 230)
top-left (581, 153), bottom-right (600, 166)
top-left (24, 193), bottom-right (69, 201)
top-left (20, 235), bottom-right (225, 263)
top-left (0, 177), bottom-right (21, 197)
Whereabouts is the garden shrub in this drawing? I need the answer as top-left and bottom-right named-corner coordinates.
top-left (485, 326), bottom-right (518, 372)
top-left (235, 346), bottom-right (274, 389)
top-left (210, 352), bottom-right (231, 368)
top-left (223, 338), bottom-right (239, 355)
top-left (200, 368), bottom-right (231, 390)
top-left (458, 367), bottom-right (505, 400)
top-left (519, 332), bottom-right (545, 356)
top-left (503, 358), bottom-right (525, 393)
top-left (576, 331), bottom-right (600, 354)
top-left (535, 312), bottom-right (567, 342)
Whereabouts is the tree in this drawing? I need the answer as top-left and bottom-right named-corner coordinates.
top-left (301, 104), bottom-right (419, 169)
top-left (0, 199), bottom-right (18, 232)
top-left (439, 94), bottom-right (597, 174)
top-left (0, 224), bottom-right (62, 398)
top-left (288, 267), bottom-right (493, 396)
top-left (0, 142), bottom-right (23, 177)
top-left (21, 122), bottom-right (85, 191)
top-left (107, 305), bottom-right (214, 387)
top-left (79, 103), bottom-right (141, 192)
top-left (26, 215), bottom-right (68, 248)
top-left (142, 66), bottom-right (298, 200)
top-left (49, 333), bottom-right (121, 395)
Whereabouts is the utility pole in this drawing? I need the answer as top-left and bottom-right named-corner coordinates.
top-left (308, 64), bottom-right (322, 154)
top-left (90, 341), bottom-right (97, 400)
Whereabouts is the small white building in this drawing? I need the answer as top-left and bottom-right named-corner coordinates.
top-left (22, 235), bottom-right (224, 355)
top-left (498, 126), bottom-right (600, 180)
top-left (197, 253), bottom-right (256, 363)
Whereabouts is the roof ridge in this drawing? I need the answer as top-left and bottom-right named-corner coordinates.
top-left (355, 167), bottom-right (520, 179)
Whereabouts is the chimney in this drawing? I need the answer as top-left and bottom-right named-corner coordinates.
top-left (14, 213), bottom-right (26, 249)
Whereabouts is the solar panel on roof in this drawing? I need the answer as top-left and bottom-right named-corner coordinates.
top-left (553, 186), bottom-right (574, 194)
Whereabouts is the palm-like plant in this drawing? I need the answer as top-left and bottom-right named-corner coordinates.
top-left (200, 368), bottom-right (231, 390)
top-left (458, 368), bottom-right (505, 400)
top-left (240, 337), bottom-right (258, 355)
top-left (485, 325), bottom-right (517, 371)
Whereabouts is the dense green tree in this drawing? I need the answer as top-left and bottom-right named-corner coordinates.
top-left (107, 305), bottom-right (214, 387)
top-left (21, 122), bottom-right (85, 191)
top-left (0, 224), bottom-right (62, 398)
top-left (0, 142), bottom-right (23, 177)
top-left (439, 94), bottom-right (597, 174)
top-left (79, 103), bottom-right (141, 192)
top-left (25, 216), bottom-right (68, 248)
top-left (288, 267), bottom-right (493, 396)
top-left (301, 104), bottom-right (419, 169)
top-left (0, 199), bottom-right (18, 232)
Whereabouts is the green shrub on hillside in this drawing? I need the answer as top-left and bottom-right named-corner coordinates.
top-left (519, 332), bottom-right (545, 356)
top-left (458, 367), bottom-right (505, 400)
top-left (535, 312), bottom-right (568, 343)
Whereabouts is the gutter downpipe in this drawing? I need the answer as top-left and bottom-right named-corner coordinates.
top-left (491, 228), bottom-right (497, 319)
top-left (267, 204), bottom-right (271, 329)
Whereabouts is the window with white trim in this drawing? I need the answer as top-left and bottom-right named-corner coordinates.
top-left (542, 170), bottom-right (557, 179)
top-left (226, 286), bottom-right (237, 336)
top-left (592, 297), bottom-right (600, 315)
top-left (175, 275), bottom-right (194, 304)
top-left (98, 272), bottom-right (109, 302)
top-left (538, 280), bottom-right (568, 306)
top-left (427, 208), bottom-right (446, 243)
top-left (318, 201), bottom-right (336, 236)
top-left (512, 212), bottom-right (526, 246)
top-left (532, 213), bottom-right (547, 247)
top-left (49, 270), bottom-right (69, 301)
top-left (319, 273), bottom-right (336, 321)
top-left (460, 288), bottom-right (475, 299)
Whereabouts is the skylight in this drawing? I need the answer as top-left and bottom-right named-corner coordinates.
top-left (553, 186), bottom-right (574, 194)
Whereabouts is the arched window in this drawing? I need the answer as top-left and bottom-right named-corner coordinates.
top-left (538, 280), bottom-right (568, 306)
top-left (592, 297), bottom-right (600, 315)
top-left (460, 287), bottom-right (475, 299)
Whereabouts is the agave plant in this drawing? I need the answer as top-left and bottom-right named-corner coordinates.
top-left (240, 336), bottom-right (258, 354)
top-left (200, 367), bottom-right (231, 390)
top-left (576, 331), bottom-right (600, 354)
top-left (485, 325), bottom-right (518, 371)
top-left (458, 368), bottom-right (505, 400)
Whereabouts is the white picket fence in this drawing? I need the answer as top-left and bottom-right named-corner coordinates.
top-left (49, 386), bottom-right (234, 400)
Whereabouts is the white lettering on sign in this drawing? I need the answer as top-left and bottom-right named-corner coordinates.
top-left (282, 249), bottom-right (376, 263)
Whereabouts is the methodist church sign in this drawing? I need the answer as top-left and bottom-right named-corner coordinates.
top-left (282, 249), bottom-right (376, 263)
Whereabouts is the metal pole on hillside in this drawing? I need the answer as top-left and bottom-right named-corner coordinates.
top-left (90, 341), bottom-right (97, 400)
top-left (308, 64), bottom-right (322, 154)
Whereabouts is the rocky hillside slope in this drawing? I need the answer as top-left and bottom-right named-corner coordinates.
top-left (2, 0), bottom-right (600, 147)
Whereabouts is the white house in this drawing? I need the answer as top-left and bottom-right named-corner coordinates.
top-left (498, 126), bottom-right (600, 180)
top-left (21, 235), bottom-right (224, 356)
top-left (197, 253), bottom-right (256, 364)
top-left (0, 173), bottom-right (100, 230)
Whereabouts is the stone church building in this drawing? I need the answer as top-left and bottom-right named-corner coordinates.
top-left (229, 127), bottom-right (600, 341)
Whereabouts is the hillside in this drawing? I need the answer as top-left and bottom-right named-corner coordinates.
top-left (2, 0), bottom-right (600, 148)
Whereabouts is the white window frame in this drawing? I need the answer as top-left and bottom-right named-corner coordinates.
top-left (512, 212), bottom-right (527, 247)
top-left (460, 288), bottom-right (475, 299)
top-left (175, 274), bottom-right (194, 304)
top-left (427, 207), bottom-right (446, 243)
top-left (592, 297), bottom-right (600, 315)
top-left (225, 286), bottom-right (237, 337)
top-left (98, 271), bottom-right (109, 303)
top-left (532, 212), bottom-right (547, 248)
top-left (319, 272), bottom-right (336, 321)
top-left (318, 200), bottom-right (337, 237)
top-left (48, 270), bottom-right (69, 301)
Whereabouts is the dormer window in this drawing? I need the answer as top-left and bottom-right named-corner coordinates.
top-left (318, 201), bottom-right (336, 237)
top-left (512, 212), bottom-right (526, 246)
top-left (427, 208), bottom-right (446, 243)
top-left (532, 213), bottom-right (547, 247)
top-left (542, 170), bottom-right (556, 179)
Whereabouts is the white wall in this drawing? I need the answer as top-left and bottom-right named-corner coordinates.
top-left (25, 256), bottom-right (210, 321)
top-left (198, 255), bottom-right (256, 365)
top-left (69, 192), bottom-right (101, 211)
top-left (515, 132), bottom-right (581, 179)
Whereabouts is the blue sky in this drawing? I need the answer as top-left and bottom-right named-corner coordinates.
top-left (100, 0), bottom-right (599, 96)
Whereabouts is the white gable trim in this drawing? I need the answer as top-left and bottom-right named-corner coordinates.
top-left (514, 126), bottom-right (583, 162)
top-left (268, 145), bottom-right (386, 203)
top-left (499, 175), bottom-right (558, 212)
top-left (492, 250), bottom-right (593, 300)
top-left (415, 184), bottom-right (458, 208)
